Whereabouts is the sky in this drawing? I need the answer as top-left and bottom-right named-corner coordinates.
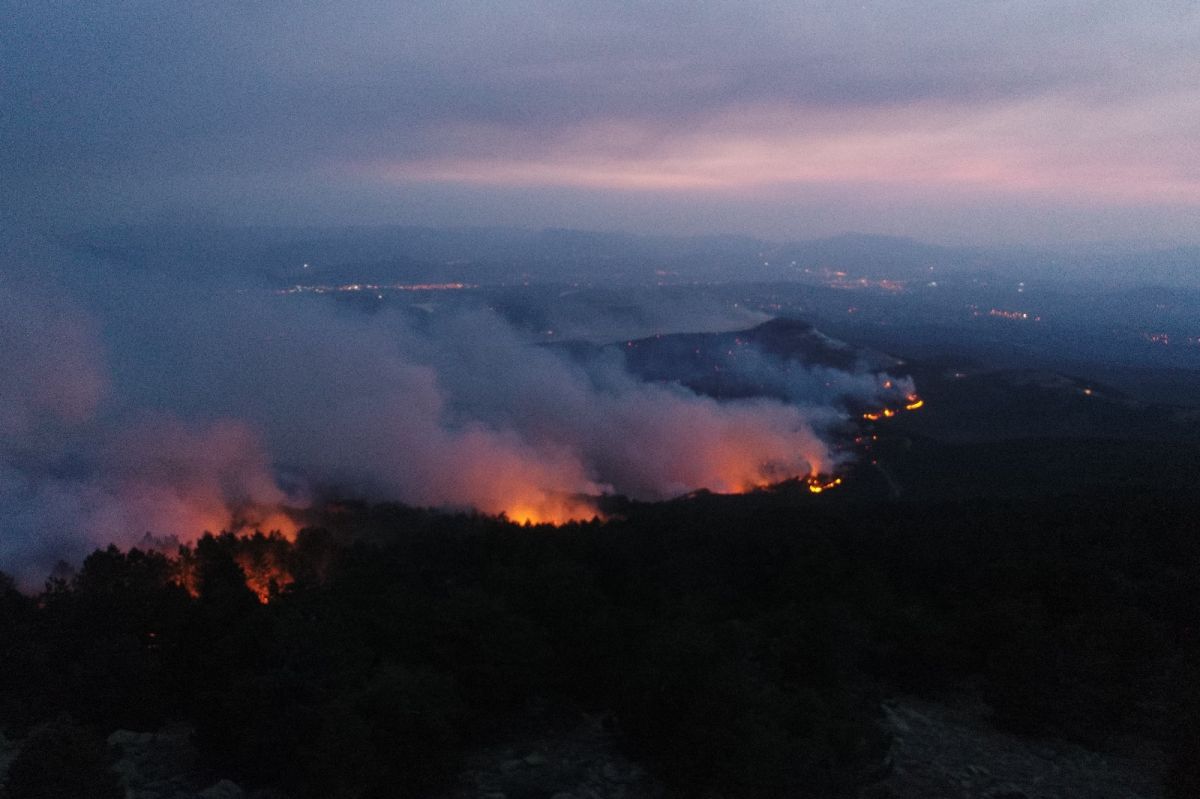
top-left (4, 1), bottom-right (1199, 247)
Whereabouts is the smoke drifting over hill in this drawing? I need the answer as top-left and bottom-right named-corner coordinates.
top-left (0, 240), bottom-right (912, 586)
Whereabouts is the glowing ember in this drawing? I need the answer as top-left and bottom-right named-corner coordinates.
top-left (862, 393), bottom-right (924, 421)
top-left (805, 474), bottom-right (843, 494)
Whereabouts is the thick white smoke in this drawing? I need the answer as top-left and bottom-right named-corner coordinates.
top-left (0, 237), bottom-right (906, 587)
top-left (0, 254), bottom-right (292, 586)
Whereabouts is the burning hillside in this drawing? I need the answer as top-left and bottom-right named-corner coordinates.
top-left (4, 465), bottom-right (1193, 799)
top-left (1, 247), bottom-right (922, 587)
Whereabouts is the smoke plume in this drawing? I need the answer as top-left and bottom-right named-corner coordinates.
top-left (0, 237), bottom-right (907, 587)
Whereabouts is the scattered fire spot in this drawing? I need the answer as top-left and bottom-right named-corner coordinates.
top-left (862, 394), bottom-right (924, 421)
top-left (806, 474), bottom-right (843, 494)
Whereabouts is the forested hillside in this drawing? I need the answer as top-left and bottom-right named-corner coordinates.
top-left (2, 485), bottom-right (1196, 798)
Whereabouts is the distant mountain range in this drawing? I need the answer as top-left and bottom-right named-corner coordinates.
top-left (559, 314), bottom-right (1200, 451)
top-left (62, 225), bottom-right (1200, 289)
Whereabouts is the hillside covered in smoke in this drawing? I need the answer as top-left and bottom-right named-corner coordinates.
top-left (0, 235), bottom-right (915, 587)
top-left (3, 229), bottom-right (1199, 798)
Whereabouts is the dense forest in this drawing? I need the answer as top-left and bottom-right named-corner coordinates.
top-left (1, 483), bottom-right (1197, 798)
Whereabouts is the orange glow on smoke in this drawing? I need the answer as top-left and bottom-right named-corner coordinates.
top-left (695, 430), bottom-right (832, 496)
top-left (235, 509), bottom-right (299, 540)
top-left (501, 494), bottom-right (602, 525)
top-left (164, 504), bottom-right (299, 602)
top-left (706, 455), bottom-right (776, 494)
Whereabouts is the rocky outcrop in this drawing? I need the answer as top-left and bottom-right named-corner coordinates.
top-left (107, 726), bottom-right (247, 799)
top-left (440, 710), bottom-right (661, 799)
top-left (3, 695), bottom-right (1165, 799)
top-left (0, 731), bottom-right (19, 790)
top-left (864, 696), bottom-right (1165, 799)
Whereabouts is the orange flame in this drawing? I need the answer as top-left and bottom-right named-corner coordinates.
top-left (236, 548), bottom-right (294, 604)
top-left (162, 505), bottom-right (299, 602)
top-left (501, 494), bottom-right (602, 525)
top-left (862, 394), bottom-right (924, 421)
top-left (171, 553), bottom-right (200, 599)
top-left (168, 538), bottom-right (295, 604)
top-left (805, 474), bottom-right (843, 494)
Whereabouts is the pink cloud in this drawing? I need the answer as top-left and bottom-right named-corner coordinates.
top-left (362, 89), bottom-right (1200, 206)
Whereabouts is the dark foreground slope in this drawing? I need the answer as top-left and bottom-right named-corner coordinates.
top-left (3, 310), bottom-right (1198, 798)
top-left (1, 477), bottom-right (1197, 798)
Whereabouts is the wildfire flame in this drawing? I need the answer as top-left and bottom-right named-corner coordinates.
top-left (805, 474), bottom-right (843, 494)
top-left (501, 494), bottom-right (602, 525)
top-left (236, 548), bottom-right (295, 604)
top-left (169, 536), bottom-right (296, 604)
top-left (862, 393), bottom-right (924, 421)
top-left (162, 505), bottom-right (300, 602)
top-left (157, 395), bottom-right (931, 596)
top-left (171, 554), bottom-right (200, 599)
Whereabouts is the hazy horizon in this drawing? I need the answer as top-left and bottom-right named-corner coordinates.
top-left (5, 2), bottom-right (1199, 254)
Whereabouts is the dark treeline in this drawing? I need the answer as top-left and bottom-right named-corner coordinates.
top-left (1, 486), bottom-right (1197, 798)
